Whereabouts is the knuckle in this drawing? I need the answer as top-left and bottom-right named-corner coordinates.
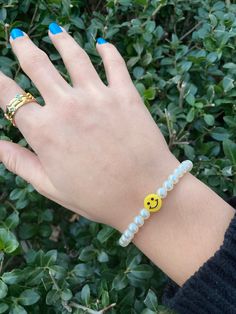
top-left (3, 150), bottom-right (17, 174)
top-left (104, 45), bottom-right (126, 66)
top-left (20, 49), bottom-right (48, 70)
top-left (106, 55), bottom-right (126, 67)
top-left (0, 76), bottom-right (12, 96)
top-left (71, 49), bottom-right (90, 65)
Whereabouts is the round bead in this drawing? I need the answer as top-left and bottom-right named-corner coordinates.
top-left (157, 187), bottom-right (167, 198)
top-left (179, 163), bottom-right (187, 173)
top-left (173, 168), bottom-right (183, 178)
top-left (163, 179), bottom-right (173, 191)
top-left (144, 193), bottom-right (162, 212)
top-left (183, 160), bottom-right (193, 171)
top-left (140, 208), bottom-right (150, 219)
top-left (134, 215), bottom-right (144, 226)
top-left (168, 174), bottom-right (178, 184)
top-left (124, 229), bottom-right (134, 239)
top-left (128, 222), bottom-right (139, 234)
top-left (119, 237), bottom-right (129, 247)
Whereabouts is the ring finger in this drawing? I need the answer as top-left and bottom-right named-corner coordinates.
top-left (0, 71), bottom-right (42, 134)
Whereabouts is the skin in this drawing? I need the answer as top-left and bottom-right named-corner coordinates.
top-left (0, 27), bottom-right (235, 287)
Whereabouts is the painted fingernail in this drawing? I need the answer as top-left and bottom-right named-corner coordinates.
top-left (10, 28), bottom-right (24, 40)
top-left (97, 37), bottom-right (108, 45)
top-left (49, 22), bottom-right (63, 35)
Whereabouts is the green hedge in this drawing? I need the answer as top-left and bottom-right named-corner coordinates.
top-left (0, 0), bottom-right (235, 313)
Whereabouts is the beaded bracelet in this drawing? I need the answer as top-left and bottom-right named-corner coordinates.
top-left (118, 160), bottom-right (193, 247)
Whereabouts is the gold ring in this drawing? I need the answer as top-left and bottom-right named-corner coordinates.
top-left (4, 92), bottom-right (37, 127)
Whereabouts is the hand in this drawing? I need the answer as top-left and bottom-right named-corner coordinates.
top-left (0, 24), bottom-right (178, 231)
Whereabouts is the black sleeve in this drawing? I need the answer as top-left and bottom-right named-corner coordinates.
top-left (161, 196), bottom-right (236, 314)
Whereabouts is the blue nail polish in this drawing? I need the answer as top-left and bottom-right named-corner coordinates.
top-left (10, 28), bottom-right (24, 40)
top-left (97, 37), bottom-right (108, 45)
top-left (49, 22), bottom-right (63, 35)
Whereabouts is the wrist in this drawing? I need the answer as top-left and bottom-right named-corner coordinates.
top-left (118, 165), bottom-right (235, 286)
top-left (112, 152), bottom-right (180, 233)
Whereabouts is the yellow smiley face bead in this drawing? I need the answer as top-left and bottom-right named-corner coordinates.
top-left (144, 193), bottom-right (162, 212)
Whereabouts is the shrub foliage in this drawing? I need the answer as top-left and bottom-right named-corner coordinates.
top-left (0, 0), bottom-right (235, 313)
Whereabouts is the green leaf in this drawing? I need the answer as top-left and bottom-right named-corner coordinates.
top-left (186, 108), bottom-right (195, 122)
top-left (0, 280), bottom-right (8, 299)
top-left (9, 304), bottom-right (27, 314)
top-left (61, 289), bottom-right (72, 301)
top-left (127, 56), bottom-right (140, 68)
top-left (141, 309), bottom-right (156, 314)
top-left (2, 269), bottom-right (24, 285)
top-left (185, 93), bottom-right (195, 106)
top-left (207, 52), bottom-right (218, 63)
top-left (97, 251), bottom-right (109, 263)
top-left (133, 66), bottom-right (145, 79)
top-left (134, 0), bottom-right (148, 6)
top-left (97, 226), bottom-right (116, 243)
top-left (9, 188), bottom-right (25, 201)
top-left (0, 303), bottom-right (8, 314)
top-left (19, 290), bottom-right (40, 306)
top-left (211, 127), bottom-right (230, 141)
top-left (222, 76), bottom-right (234, 92)
top-left (81, 284), bottom-right (90, 305)
top-left (209, 14), bottom-right (217, 27)
top-left (0, 8), bottom-right (7, 21)
top-left (144, 87), bottom-right (156, 100)
top-left (112, 273), bottom-right (128, 291)
top-left (73, 264), bottom-right (94, 277)
top-left (0, 228), bottom-right (19, 253)
top-left (5, 211), bottom-right (19, 230)
top-left (79, 246), bottom-right (96, 262)
top-left (204, 114), bottom-right (215, 126)
top-left (38, 223), bottom-right (52, 238)
top-left (144, 289), bottom-right (158, 311)
top-left (71, 16), bottom-right (85, 29)
top-left (18, 223), bottom-right (37, 240)
top-left (223, 139), bottom-right (236, 165)
top-left (129, 265), bottom-right (153, 279)
top-left (179, 61), bottom-right (192, 72)
top-left (46, 290), bottom-right (61, 306)
top-left (133, 42), bottom-right (144, 55)
top-left (145, 21), bottom-right (155, 32)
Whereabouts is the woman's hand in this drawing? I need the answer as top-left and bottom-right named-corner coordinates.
top-left (0, 24), bottom-right (178, 231)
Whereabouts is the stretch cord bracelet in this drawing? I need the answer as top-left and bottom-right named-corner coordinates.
top-left (118, 160), bottom-right (193, 247)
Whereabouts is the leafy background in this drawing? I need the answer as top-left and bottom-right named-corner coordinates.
top-left (0, 0), bottom-right (236, 313)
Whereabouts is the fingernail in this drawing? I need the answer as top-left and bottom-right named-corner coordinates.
top-left (49, 22), bottom-right (63, 35)
top-left (10, 28), bottom-right (24, 40)
top-left (97, 37), bottom-right (108, 45)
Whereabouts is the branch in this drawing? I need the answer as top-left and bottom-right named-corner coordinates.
top-left (180, 21), bottom-right (203, 41)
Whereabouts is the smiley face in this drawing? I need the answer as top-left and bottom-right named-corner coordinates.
top-left (144, 193), bottom-right (162, 212)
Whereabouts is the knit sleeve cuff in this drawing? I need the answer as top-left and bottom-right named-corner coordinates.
top-left (162, 197), bottom-right (236, 314)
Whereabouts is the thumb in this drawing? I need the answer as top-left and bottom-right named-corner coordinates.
top-left (0, 140), bottom-right (54, 195)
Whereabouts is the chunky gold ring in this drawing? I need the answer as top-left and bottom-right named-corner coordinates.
top-left (4, 92), bottom-right (37, 127)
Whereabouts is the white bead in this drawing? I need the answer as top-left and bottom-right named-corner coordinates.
top-left (140, 208), bottom-right (150, 219)
top-left (128, 222), bottom-right (139, 234)
top-left (157, 187), bottom-right (167, 198)
top-left (124, 229), bottom-right (134, 239)
top-left (173, 168), bottom-right (183, 178)
top-left (119, 237), bottom-right (129, 247)
top-left (134, 215), bottom-right (144, 226)
top-left (168, 174), bottom-right (178, 184)
top-left (179, 163), bottom-right (187, 173)
top-left (121, 234), bottom-right (131, 244)
top-left (183, 160), bottom-right (193, 171)
top-left (163, 179), bottom-right (173, 191)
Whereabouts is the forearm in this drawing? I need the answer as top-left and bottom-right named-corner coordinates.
top-left (116, 155), bottom-right (235, 287)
